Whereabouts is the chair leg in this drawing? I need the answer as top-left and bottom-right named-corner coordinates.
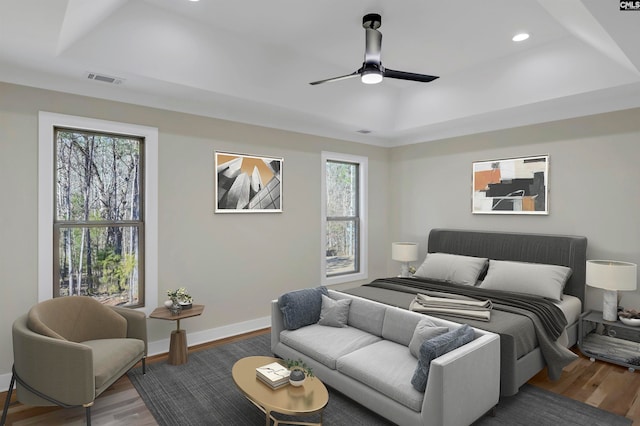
top-left (142, 357), bottom-right (146, 375)
top-left (83, 402), bottom-right (93, 426)
top-left (1, 372), bottom-right (16, 426)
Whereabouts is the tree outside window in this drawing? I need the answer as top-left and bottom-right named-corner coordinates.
top-left (321, 152), bottom-right (367, 285)
top-left (54, 128), bottom-right (144, 307)
top-left (325, 160), bottom-right (359, 276)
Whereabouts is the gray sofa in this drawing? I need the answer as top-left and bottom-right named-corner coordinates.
top-left (271, 289), bottom-right (500, 426)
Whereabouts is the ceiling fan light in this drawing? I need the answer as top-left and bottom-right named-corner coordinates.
top-left (361, 70), bottom-right (383, 84)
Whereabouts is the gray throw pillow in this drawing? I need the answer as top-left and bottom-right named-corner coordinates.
top-left (278, 286), bottom-right (329, 330)
top-left (411, 324), bottom-right (475, 392)
top-left (408, 318), bottom-right (449, 358)
top-left (318, 294), bottom-right (351, 327)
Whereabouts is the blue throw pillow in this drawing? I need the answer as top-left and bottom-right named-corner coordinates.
top-left (278, 286), bottom-right (329, 330)
top-left (411, 324), bottom-right (475, 392)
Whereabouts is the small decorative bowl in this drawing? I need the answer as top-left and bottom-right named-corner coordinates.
top-left (619, 316), bottom-right (640, 327)
top-left (179, 302), bottom-right (193, 310)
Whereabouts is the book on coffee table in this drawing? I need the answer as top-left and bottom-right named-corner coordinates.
top-left (256, 361), bottom-right (290, 389)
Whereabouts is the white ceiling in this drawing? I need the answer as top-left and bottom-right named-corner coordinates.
top-left (1, 0), bottom-right (639, 147)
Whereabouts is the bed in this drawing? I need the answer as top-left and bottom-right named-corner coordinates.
top-left (344, 228), bottom-right (587, 396)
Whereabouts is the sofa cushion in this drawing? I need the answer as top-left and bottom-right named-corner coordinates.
top-left (82, 338), bottom-right (145, 390)
top-left (411, 324), bottom-right (475, 392)
top-left (278, 287), bottom-right (328, 330)
top-left (408, 318), bottom-right (449, 358)
top-left (381, 307), bottom-right (423, 346)
top-left (337, 339), bottom-right (425, 412)
top-left (331, 292), bottom-right (386, 336)
top-left (318, 295), bottom-right (351, 327)
top-left (280, 324), bottom-right (381, 369)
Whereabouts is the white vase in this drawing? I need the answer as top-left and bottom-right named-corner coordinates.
top-left (164, 300), bottom-right (173, 308)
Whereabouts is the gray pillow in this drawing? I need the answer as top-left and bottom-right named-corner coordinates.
top-left (408, 318), bottom-right (449, 358)
top-left (411, 324), bottom-right (475, 392)
top-left (479, 260), bottom-right (572, 302)
top-left (318, 294), bottom-right (351, 327)
top-left (278, 286), bottom-right (329, 330)
top-left (414, 253), bottom-right (488, 285)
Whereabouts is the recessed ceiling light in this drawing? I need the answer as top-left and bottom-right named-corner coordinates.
top-left (512, 33), bottom-right (530, 42)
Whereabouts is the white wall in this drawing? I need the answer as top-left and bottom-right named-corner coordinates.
top-left (389, 108), bottom-right (640, 312)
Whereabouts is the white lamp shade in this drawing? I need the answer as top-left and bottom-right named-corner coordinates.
top-left (586, 260), bottom-right (637, 291)
top-left (392, 242), bottom-right (418, 262)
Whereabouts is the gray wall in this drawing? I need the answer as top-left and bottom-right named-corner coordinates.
top-left (0, 82), bottom-right (390, 386)
top-left (1, 80), bottom-right (639, 390)
top-left (390, 108), bottom-right (640, 312)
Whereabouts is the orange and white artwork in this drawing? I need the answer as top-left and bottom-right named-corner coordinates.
top-left (472, 155), bottom-right (548, 214)
top-left (215, 151), bottom-right (282, 213)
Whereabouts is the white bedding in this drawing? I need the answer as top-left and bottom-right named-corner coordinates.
top-left (553, 294), bottom-right (582, 348)
top-left (555, 294), bottom-right (582, 325)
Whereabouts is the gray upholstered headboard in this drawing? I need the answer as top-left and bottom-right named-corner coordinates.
top-left (427, 228), bottom-right (588, 303)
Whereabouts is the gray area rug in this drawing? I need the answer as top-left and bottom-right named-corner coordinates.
top-left (128, 333), bottom-right (631, 426)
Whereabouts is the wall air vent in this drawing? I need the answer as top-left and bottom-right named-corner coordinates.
top-left (85, 72), bottom-right (125, 85)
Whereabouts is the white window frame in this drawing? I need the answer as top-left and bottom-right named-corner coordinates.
top-left (38, 112), bottom-right (158, 315)
top-left (320, 151), bottom-right (368, 285)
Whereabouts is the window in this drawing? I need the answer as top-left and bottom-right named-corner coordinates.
top-left (54, 128), bottom-right (144, 306)
top-left (321, 152), bottom-right (368, 285)
top-left (39, 112), bottom-right (158, 313)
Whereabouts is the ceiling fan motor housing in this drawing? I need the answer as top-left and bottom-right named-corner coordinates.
top-left (362, 13), bottom-right (382, 30)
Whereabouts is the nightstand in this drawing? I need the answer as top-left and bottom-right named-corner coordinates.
top-left (578, 310), bottom-right (640, 372)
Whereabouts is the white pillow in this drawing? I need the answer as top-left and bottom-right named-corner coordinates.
top-left (414, 253), bottom-right (488, 285)
top-left (318, 294), bottom-right (351, 327)
top-left (478, 260), bottom-right (572, 302)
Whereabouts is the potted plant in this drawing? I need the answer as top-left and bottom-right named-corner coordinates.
top-left (285, 359), bottom-right (314, 386)
top-left (165, 288), bottom-right (193, 314)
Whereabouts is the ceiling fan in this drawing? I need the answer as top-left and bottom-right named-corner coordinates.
top-left (310, 13), bottom-right (439, 86)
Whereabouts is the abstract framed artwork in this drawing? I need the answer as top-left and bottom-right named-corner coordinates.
top-left (215, 151), bottom-right (282, 213)
top-left (472, 155), bottom-right (549, 215)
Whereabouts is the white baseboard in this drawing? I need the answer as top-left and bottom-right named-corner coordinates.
top-left (0, 315), bottom-right (271, 393)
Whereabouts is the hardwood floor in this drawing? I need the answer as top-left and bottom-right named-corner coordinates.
top-left (529, 348), bottom-right (640, 425)
top-left (1, 330), bottom-right (638, 425)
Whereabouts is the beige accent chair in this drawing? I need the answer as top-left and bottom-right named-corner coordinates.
top-left (1, 296), bottom-right (147, 426)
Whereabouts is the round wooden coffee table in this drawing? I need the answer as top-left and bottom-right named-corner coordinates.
top-left (232, 356), bottom-right (329, 426)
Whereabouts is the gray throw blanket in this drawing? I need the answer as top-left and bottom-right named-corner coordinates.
top-left (368, 277), bottom-right (578, 380)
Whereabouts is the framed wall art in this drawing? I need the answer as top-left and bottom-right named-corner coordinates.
top-left (472, 155), bottom-right (548, 215)
top-left (215, 151), bottom-right (282, 213)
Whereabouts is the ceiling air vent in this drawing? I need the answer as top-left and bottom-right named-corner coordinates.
top-left (356, 129), bottom-right (372, 134)
top-left (85, 72), bottom-right (125, 85)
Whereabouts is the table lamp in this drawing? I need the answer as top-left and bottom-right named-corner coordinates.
top-left (586, 260), bottom-right (637, 321)
top-left (392, 242), bottom-right (418, 277)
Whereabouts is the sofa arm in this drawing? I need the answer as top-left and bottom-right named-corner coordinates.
top-left (270, 300), bottom-right (285, 353)
top-left (422, 331), bottom-right (500, 426)
top-left (12, 314), bottom-right (95, 407)
top-left (111, 306), bottom-right (148, 354)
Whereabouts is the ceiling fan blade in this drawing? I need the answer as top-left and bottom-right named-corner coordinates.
top-left (384, 68), bottom-right (439, 83)
top-left (309, 71), bottom-right (359, 86)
